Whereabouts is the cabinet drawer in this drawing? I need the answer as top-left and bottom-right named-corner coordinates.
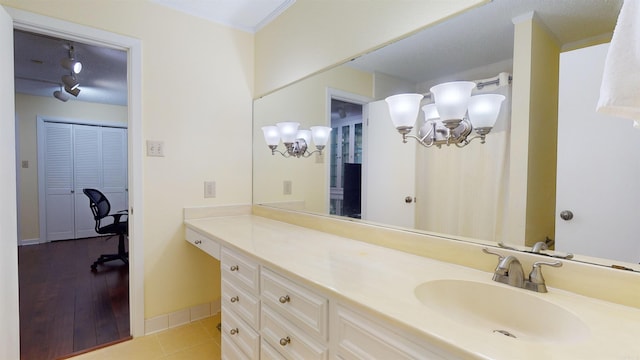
top-left (261, 339), bottom-right (287, 360)
top-left (221, 246), bottom-right (259, 294)
top-left (261, 304), bottom-right (328, 360)
top-left (261, 267), bottom-right (328, 341)
top-left (222, 333), bottom-right (250, 360)
top-left (185, 227), bottom-right (220, 260)
top-left (222, 305), bottom-right (260, 359)
top-left (222, 278), bottom-right (260, 329)
top-left (335, 304), bottom-right (450, 360)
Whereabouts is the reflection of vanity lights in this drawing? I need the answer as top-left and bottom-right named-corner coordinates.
top-left (385, 81), bottom-right (505, 148)
top-left (261, 122), bottom-right (332, 158)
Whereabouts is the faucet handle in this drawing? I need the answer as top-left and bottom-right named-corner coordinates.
top-left (482, 247), bottom-right (505, 260)
top-left (528, 260), bottom-right (562, 292)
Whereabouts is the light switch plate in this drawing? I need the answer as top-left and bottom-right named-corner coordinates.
top-left (283, 180), bottom-right (292, 195)
top-left (204, 181), bottom-right (216, 198)
top-left (146, 140), bottom-right (164, 157)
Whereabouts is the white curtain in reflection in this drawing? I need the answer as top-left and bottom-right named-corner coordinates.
top-left (414, 73), bottom-right (511, 242)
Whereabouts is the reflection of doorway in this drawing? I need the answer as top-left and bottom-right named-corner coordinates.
top-left (329, 98), bottom-right (363, 217)
top-left (12, 20), bottom-right (133, 359)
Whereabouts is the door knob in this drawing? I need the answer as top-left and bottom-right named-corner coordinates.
top-left (559, 210), bottom-right (573, 221)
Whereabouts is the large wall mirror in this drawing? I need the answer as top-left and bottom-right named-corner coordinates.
top-left (253, 0), bottom-right (640, 271)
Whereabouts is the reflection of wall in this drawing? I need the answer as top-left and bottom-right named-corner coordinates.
top-left (253, 66), bottom-right (373, 213)
top-left (255, 0), bottom-right (488, 96)
top-left (15, 94), bottom-right (127, 242)
top-left (505, 14), bottom-right (559, 247)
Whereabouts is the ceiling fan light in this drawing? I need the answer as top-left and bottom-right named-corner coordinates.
top-left (62, 74), bottom-right (79, 90)
top-left (53, 90), bottom-right (69, 102)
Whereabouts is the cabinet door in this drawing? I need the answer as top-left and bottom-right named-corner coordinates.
top-left (73, 124), bottom-right (102, 238)
top-left (43, 122), bottom-right (75, 241)
top-left (335, 304), bottom-right (453, 360)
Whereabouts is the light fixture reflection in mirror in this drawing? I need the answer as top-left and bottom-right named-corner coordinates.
top-left (261, 122), bottom-right (332, 158)
top-left (385, 81), bottom-right (505, 148)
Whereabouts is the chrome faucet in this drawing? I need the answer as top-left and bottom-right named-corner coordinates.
top-left (483, 248), bottom-right (562, 293)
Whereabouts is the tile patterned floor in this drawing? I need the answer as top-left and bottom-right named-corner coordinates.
top-left (69, 314), bottom-right (221, 360)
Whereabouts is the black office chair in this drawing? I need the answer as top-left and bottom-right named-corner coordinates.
top-left (83, 188), bottom-right (128, 271)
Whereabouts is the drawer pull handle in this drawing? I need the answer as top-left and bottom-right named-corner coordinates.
top-left (279, 336), bottom-right (291, 346)
top-left (230, 265), bottom-right (239, 271)
top-left (279, 295), bottom-right (290, 304)
top-left (194, 240), bottom-right (202, 245)
top-left (230, 328), bottom-right (239, 335)
top-left (230, 296), bottom-right (239, 303)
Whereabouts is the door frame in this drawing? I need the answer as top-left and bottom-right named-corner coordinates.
top-left (6, 7), bottom-right (145, 337)
top-left (325, 88), bottom-right (371, 213)
top-left (36, 116), bottom-right (128, 245)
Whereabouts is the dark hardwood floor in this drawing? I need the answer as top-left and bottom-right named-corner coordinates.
top-left (19, 236), bottom-right (130, 360)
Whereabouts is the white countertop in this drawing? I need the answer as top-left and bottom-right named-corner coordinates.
top-left (185, 214), bottom-right (640, 359)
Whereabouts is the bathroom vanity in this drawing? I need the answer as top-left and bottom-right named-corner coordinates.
top-left (185, 209), bottom-right (640, 359)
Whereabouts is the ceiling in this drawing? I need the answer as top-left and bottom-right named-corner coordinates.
top-left (13, 0), bottom-right (622, 107)
top-left (349, 0), bottom-right (623, 86)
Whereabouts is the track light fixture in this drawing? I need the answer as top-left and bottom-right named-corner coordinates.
top-left (64, 85), bottom-right (81, 97)
top-left (62, 74), bottom-right (79, 91)
top-left (53, 85), bottom-right (69, 102)
top-left (60, 45), bottom-right (82, 74)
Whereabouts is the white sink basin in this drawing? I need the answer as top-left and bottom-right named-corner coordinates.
top-left (414, 280), bottom-right (590, 343)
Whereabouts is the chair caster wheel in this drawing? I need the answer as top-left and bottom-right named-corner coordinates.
top-left (91, 264), bottom-right (97, 272)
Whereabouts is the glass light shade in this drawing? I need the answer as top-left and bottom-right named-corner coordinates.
top-left (261, 126), bottom-right (280, 146)
top-left (422, 104), bottom-right (440, 120)
top-left (467, 94), bottom-right (506, 128)
top-left (385, 93), bottom-right (424, 128)
top-left (276, 122), bottom-right (300, 143)
top-left (429, 81), bottom-right (476, 121)
top-left (296, 129), bottom-right (311, 145)
top-left (310, 126), bottom-right (331, 147)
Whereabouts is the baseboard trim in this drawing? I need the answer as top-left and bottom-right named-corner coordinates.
top-left (144, 298), bottom-right (221, 335)
top-left (19, 238), bottom-right (41, 246)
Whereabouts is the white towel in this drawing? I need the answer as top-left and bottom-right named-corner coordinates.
top-left (597, 0), bottom-right (640, 121)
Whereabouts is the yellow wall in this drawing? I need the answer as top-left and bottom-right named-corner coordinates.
top-left (505, 15), bottom-right (559, 246)
top-left (15, 93), bottom-right (127, 241)
top-left (2, 0), bottom-right (254, 319)
top-left (253, 65), bottom-right (373, 212)
top-left (255, 0), bottom-right (488, 96)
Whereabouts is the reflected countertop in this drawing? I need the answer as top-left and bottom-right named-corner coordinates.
top-left (185, 214), bottom-right (640, 359)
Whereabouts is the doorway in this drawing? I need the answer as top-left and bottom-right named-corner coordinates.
top-left (14, 29), bottom-right (131, 358)
top-left (329, 98), bottom-right (364, 218)
top-left (2, 6), bottom-right (145, 359)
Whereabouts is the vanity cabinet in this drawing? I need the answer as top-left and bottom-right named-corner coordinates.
top-left (334, 304), bottom-right (451, 360)
top-left (221, 246), bottom-right (261, 359)
top-left (186, 227), bottom-right (220, 259)
top-left (260, 268), bottom-right (329, 359)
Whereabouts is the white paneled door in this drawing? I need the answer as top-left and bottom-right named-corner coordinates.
top-left (362, 100), bottom-right (416, 229)
top-left (44, 122), bottom-right (75, 241)
top-left (41, 121), bottom-right (127, 241)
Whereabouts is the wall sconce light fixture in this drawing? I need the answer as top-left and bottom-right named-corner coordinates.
top-left (385, 81), bottom-right (505, 148)
top-left (261, 122), bottom-right (332, 158)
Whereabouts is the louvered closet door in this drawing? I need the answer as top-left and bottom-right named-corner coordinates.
top-left (73, 124), bottom-right (102, 238)
top-left (44, 122), bottom-right (75, 241)
top-left (101, 127), bottom-right (128, 215)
